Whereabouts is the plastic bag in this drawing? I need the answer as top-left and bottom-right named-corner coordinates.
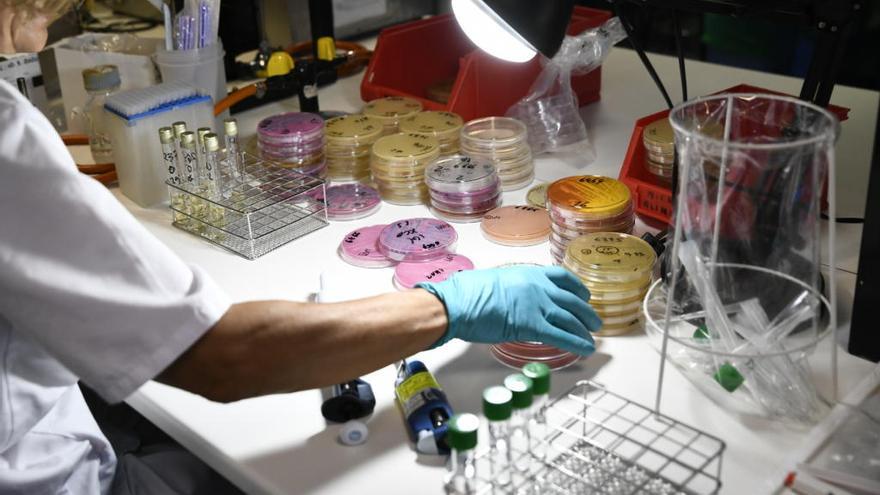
top-left (506, 17), bottom-right (626, 157)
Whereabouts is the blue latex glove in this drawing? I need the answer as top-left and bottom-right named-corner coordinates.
top-left (416, 265), bottom-right (601, 355)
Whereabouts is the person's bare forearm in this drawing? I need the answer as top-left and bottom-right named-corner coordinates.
top-left (157, 289), bottom-right (447, 403)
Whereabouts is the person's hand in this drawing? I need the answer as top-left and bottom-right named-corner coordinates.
top-left (416, 265), bottom-right (601, 355)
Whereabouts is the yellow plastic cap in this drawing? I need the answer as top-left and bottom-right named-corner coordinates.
top-left (316, 37), bottom-right (336, 62)
top-left (267, 51), bottom-right (295, 77)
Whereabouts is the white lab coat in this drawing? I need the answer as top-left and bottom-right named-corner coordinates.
top-left (0, 80), bottom-right (230, 493)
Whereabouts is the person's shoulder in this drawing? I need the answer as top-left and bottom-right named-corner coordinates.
top-left (0, 79), bottom-right (35, 126)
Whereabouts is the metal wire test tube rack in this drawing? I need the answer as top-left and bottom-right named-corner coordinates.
top-left (473, 381), bottom-right (725, 494)
top-left (166, 153), bottom-right (328, 259)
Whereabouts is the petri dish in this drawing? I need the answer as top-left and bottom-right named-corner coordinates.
top-left (642, 118), bottom-right (674, 154)
top-left (362, 97), bottom-right (423, 133)
top-left (490, 343), bottom-right (581, 371)
top-left (589, 298), bottom-right (645, 317)
top-left (431, 196), bottom-right (503, 224)
top-left (392, 253), bottom-right (474, 289)
top-left (527, 182), bottom-right (549, 208)
top-left (546, 176), bottom-right (632, 219)
top-left (378, 218), bottom-right (458, 262)
top-left (310, 183), bottom-right (381, 221)
top-left (257, 112), bottom-right (324, 144)
top-left (595, 316), bottom-right (643, 336)
top-left (324, 114), bottom-right (383, 145)
top-left (338, 224), bottom-right (396, 268)
top-left (424, 155), bottom-right (498, 193)
top-left (481, 205), bottom-right (551, 247)
top-left (460, 116), bottom-right (528, 150)
top-left (399, 111), bottom-right (464, 153)
top-left (563, 232), bottom-right (656, 284)
top-left (371, 133), bottom-right (440, 162)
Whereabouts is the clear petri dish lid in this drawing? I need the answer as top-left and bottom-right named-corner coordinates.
top-left (257, 112), bottom-right (324, 143)
top-left (424, 154), bottom-right (499, 193)
top-left (371, 133), bottom-right (440, 162)
top-left (309, 183), bottom-right (381, 221)
top-left (546, 175), bottom-right (632, 218)
top-left (399, 111), bottom-right (464, 141)
top-left (481, 205), bottom-right (551, 240)
top-left (378, 218), bottom-right (458, 262)
top-left (489, 344), bottom-right (580, 371)
top-left (563, 232), bottom-right (656, 281)
top-left (324, 114), bottom-right (383, 144)
top-left (338, 224), bottom-right (397, 268)
top-left (460, 116), bottom-right (528, 149)
top-left (393, 253), bottom-right (474, 288)
top-left (362, 96), bottom-right (423, 123)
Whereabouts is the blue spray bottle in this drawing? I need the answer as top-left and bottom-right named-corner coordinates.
top-left (394, 359), bottom-right (454, 455)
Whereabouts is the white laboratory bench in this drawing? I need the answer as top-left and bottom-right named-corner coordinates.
top-left (72, 44), bottom-right (878, 494)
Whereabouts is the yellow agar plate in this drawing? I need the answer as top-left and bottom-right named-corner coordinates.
top-left (547, 176), bottom-right (631, 217)
top-left (363, 96), bottom-right (423, 120)
top-left (527, 182), bottom-right (549, 208)
top-left (643, 118), bottom-right (674, 149)
top-left (372, 133), bottom-right (439, 160)
top-left (399, 111), bottom-right (464, 139)
top-left (325, 114), bottom-right (383, 141)
top-left (566, 232), bottom-right (656, 276)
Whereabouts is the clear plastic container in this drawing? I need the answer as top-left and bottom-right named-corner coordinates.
top-left (81, 65), bottom-right (121, 163)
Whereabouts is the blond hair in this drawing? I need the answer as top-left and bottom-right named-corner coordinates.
top-left (1, 0), bottom-right (75, 20)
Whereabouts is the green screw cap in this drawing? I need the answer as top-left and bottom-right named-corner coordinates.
top-left (447, 413), bottom-right (480, 451)
top-left (713, 363), bottom-right (745, 392)
top-left (522, 362), bottom-right (551, 395)
top-left (504, 374), bottom-right (533, 409)
top-left (693, 325), bottom-right (711, 340)
top-left (482, 386), bottom-right (513, 421)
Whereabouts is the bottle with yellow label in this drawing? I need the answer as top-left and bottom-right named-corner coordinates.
top-left (394, 360), bottom-right (454, 455)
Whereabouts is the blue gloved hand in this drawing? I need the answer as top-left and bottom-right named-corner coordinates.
top-left (416, 265), bottom-right (601, 355)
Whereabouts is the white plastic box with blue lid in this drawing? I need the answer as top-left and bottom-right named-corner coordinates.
top-left (104, 81), bottom-right (213, 207)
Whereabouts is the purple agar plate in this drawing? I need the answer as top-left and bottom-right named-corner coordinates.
top-left (393, 254), bottom-right (475, 289)
top-left (257, 112), bottom-right (324, 143)
top-left (311, 183), bottom-right (381, 221)
top-left (378, 218), bottom-right (458, 262)
top-left (338, 224), bottom-right (396, 268)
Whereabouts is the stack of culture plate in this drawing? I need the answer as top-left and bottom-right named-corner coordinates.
top-left (399, 111), bottom-right (464, 156)
top-left (424, 154), bottom-right (502, 223)
top-left (546, 176), bottom-right (635, 264)
top-left (490, 262), bottom-right (582, 370)
top-left (308, 183), bottom-right (381, 221)
top-left (324, 114), bottom-right (383, 181)
top-left (392, 253), bottom-right (474, 290)
top-left (376, 217), bottom-right (458, 262)
top-left (642, 118), bottom-right (675, 181)
top-left (370, 133), bottom-right (440, 205)
top-left (563, 232), bottom-right (656, 336)
top-left (256, 112), bottom-right (326, 178)
top-left (362, 96), bottom-right (423, 135)
top-left (460, 116), bottom-right (533, 191)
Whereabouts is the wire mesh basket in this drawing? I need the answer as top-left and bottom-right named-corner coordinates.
top-left (166, 153), bottom-right (328, 259)
top-left (474, 381), bottom-right (726, 494)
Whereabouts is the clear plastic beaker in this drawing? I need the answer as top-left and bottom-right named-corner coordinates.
top-left (647, 94), bottom-right (840, 425)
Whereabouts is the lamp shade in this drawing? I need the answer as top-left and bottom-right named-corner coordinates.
top-left (451, 0), bottom-right (574, 62)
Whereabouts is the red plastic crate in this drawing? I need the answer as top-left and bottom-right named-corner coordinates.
top-left (360, 7), bottom-right (613, 121)
top-left (618, 84), bottom-right (850, 226)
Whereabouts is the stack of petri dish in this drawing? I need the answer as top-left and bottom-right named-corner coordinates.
top-left (399, 111), bottom-right (464, 156)
top-left (256, 112), bottom-right (326, 178)
top-left (642, 118), bottom-right (675, 181)
top-left (392, 253), bottom-right (474, 290)
top-left (546, 176), bottom-right (635, 265)
top-left (527, 182), bottom-right (549, 209)
top-left (309, 183), bottom-right (381, 221)
top-left (489, 263), bottom-right (582, 370)
top-left (460, 116), bottom-right (534, 191)
top-left (362, 96), bottom-right (423, 135)
top-left (424, 155), bottom-right (502, 223)
top-left (371, 133), bottom-right (440, 205)
top-left (480, 205), bottom-right (551, 246)
top-left (377, 218), bottom-right (458, 262)
top-left (338, 224), bottom-right (396, 268)
top-left (324, 114), bottom-right (383, 182)
top-left (563, 232), bottom-right (656, 336)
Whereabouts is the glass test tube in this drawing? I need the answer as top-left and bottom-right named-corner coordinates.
top-left (445, 413), bottom-right (479, 495)
top-left (179, 131), bottom-right (206, 223)
top-left (504, 374), bottom-right (534, 474)
top-left (172, 121), bottom-right (187, 162)
top-left (203, 133), bottom-right (228, 229)
top-left (158, 127), bottom-right (187, 223)
top-left (224, 118), bottom-right (243, 180)
top-left (483, 386), bottom-right (513, 488)
top-left (522, 363), bottom-right (551, 461)
top-left (197, 127), bottom-right (211, 167)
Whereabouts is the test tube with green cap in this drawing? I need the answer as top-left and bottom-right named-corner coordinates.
top-left (445, 413), bottom-right (480, 495)
top-left (522, 362), bottom-right (551, 460)
top-left (504, 373), bottom-right (533, 471)
top-left (482, 386), bottom-right (512, 487)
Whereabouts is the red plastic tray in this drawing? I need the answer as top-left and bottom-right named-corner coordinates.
top-left (361, 7), bottom-right (613, 122)
top-left (618, 84), bottom-right (850, 226)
